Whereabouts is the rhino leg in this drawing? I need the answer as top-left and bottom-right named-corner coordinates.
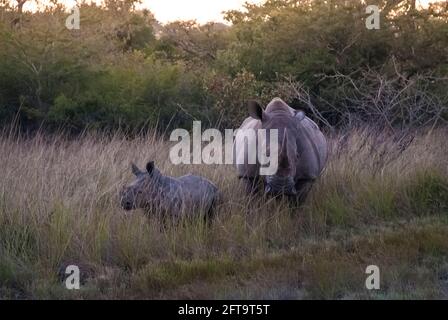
top-left (239, 176), bottom-right (260, 195)
top-left (205, 195), bottom-right (218, 225)
top-left (294, 179), bottom-right (315, 204)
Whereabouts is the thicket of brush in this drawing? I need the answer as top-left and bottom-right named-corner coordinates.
top-left (1, 0), bottom-right (447, 132)
top-left (1, 0), bottom-right (448, 300)
top-left (0, 126), bottom-right (447, 299)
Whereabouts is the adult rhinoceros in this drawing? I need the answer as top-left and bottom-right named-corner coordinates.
top-left (234, 97), bottom-right (328, 202)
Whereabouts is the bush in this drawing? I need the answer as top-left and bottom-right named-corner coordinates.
top-left (1, 0), bottom-right (448, 132)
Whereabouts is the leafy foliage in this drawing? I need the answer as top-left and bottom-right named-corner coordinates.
top-left (0, 0), bottom-right (447, 132)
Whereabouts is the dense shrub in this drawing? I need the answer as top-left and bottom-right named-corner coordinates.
top-left (0, 0), bottom-right (447, 132)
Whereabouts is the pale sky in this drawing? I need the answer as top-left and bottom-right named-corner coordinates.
top-left (20, 0), bottom-right (438, 24)
top-left (138, 0), bottom-right (264, 24)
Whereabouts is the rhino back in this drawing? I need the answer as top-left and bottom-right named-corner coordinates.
top-left (177, 175), bottom-right (218, 211)
top-left (265, 97), bottom-right (295, 115)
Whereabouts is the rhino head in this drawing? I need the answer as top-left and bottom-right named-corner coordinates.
top-left (248, 100), bottom-right (306, 197)
top-left (119, 161), bottom-right (161, 211)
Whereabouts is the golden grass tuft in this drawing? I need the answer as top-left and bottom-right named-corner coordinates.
top-left (0, 126), bottom-right (447, 299)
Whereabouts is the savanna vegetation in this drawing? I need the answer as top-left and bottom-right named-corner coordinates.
top-left (1, 0), bottom-right (447, 132)
top-left (0, 127), bottom-right (447, 299)
top-left (0, 0), bottom-right (447, 299)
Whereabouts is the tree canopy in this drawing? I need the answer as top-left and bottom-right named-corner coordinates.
top-left (0, 0), bottom-right (447, 132)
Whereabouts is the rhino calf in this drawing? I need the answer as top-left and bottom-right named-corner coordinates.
top-left (120, 161), bottom-right (219, 221)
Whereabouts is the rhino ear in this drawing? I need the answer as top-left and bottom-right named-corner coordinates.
top-left (131, 162), bottom-right (142, 176)
top-left (146, 161), bottom-right (155, 175)
top-left (295, 110), bottom-right (305, 121)
top-left (248, 100), bottom-right (266, 121)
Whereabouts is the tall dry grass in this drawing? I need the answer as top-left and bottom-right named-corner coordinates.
top-left (0, 126), bottom-right (447, 299)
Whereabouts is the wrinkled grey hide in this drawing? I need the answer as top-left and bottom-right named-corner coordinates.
top-left (120, 161), bottom-right (219, 220)
top-left (234, 97), bottom-right (328, 202)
